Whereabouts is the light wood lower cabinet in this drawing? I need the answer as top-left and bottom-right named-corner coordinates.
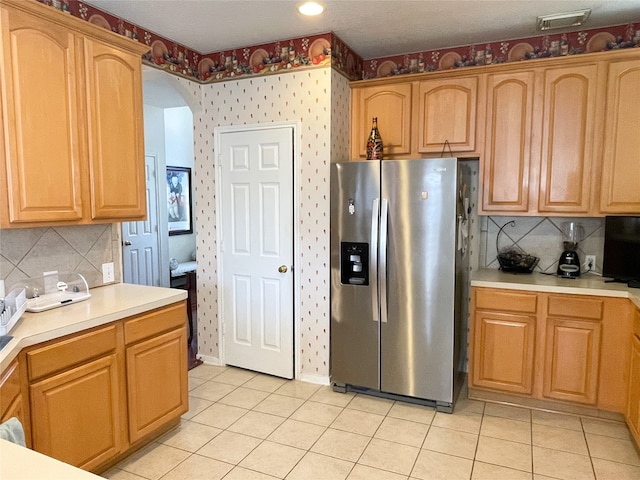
top-left (0, 359), bottom-right (27, 437)
top-left (26, 324), bottom-right (125, 471)
top-left (29, 354), bottom-right (124, 471)
top-left (124, 303), bottom-right (188, 443)
top-left (543, 317), bottom-right (601, 404)
top-left (470, 288), bottom-right (633, 413)
top-left (626, 308), bottom-right (640, 447)
top-left (16, 301), bottom-right (188, 472)
top-left (472, 310), bottom-right (536, 394)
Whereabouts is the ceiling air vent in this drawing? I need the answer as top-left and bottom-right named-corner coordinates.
top-left (536, 9), bottom-right (591, 31)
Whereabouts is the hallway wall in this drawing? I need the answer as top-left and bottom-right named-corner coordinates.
top-left (181, 66), bottom-right (349, 381)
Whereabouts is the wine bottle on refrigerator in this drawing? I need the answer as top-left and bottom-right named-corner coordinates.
top-left (366, 117), bottom-right (383, 160)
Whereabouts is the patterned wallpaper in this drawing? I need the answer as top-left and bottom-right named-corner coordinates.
top-left (174, 67), bottom-right (347, 380)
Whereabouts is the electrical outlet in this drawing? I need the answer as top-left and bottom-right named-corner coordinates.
top-left (102, 262), bottom-right (115, 283)
top-left (585, 255), bottom-right (596, 270)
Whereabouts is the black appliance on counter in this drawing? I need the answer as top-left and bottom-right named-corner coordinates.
top-left (557, 222), bottom-right (584, 278)
top-left (603, 216), bottom-right (640, 288)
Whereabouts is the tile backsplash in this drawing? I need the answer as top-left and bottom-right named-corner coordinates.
top-left (0, 224), bottom-right (121, 290)
top-left (479, 216), bottom-right (605, 274)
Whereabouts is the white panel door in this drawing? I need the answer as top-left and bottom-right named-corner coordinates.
top-left (122, 155), bottom-right (161, 286)
top-left (219, 127), bottom-right (294, 379)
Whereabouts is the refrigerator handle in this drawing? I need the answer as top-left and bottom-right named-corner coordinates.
top-left (379, 198), bottom-right (389, 324)
top-left (371, 198), bottom-right (380, 323)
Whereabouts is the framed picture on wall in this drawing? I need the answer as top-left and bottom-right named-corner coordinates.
top-left (166, 166), bottom-right (193, 235)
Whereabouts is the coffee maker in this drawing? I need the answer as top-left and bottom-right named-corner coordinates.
top-left (557, 222), bottom-right (584, 278)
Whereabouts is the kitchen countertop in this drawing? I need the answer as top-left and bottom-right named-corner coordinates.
top-left (472, 268), bottom-right (640, 308)
top-left (0, 283), bottom-right (186, 372)
top-left (0, 439), bottom-right (104, 479)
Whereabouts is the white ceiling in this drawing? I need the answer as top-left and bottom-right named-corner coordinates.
top-left (87, 0), bottom-right (640, 59)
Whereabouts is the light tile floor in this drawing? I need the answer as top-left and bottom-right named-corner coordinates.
top-left (103, 364), bottom-right (640, 480)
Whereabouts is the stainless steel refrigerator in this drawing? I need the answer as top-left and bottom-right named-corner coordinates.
top-left (330, 157), bottom-right (471, 413)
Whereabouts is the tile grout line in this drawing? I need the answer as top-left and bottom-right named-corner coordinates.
top-left (114, 367), bottom-right (640, 479)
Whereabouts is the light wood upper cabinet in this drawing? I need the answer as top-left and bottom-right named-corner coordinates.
top-left (350, 73), bottom-right (482, 160)
top-left (84, 39), bottom-right (145, 220)
top-left (350, 82), bottom-right (413, 159)
top-left (417, 76), bottom-right (478, 154)
top-left (0, 6), bottom-right (84, 224)
top-left (0, 0), bottom-right (148, 228)
top-left (600, 59), bottom-right (640, 213)
top-left (481, 70), bottom-right (535, 213)
top-left (538, 64), bottom-right (601, 214)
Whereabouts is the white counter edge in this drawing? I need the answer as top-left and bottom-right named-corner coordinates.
top-left (471, 269), bottom-right (640, 308)
top-left (0, 283), bottom-right (187, 372)
top-left (0, 439), bottom-right (104, 479)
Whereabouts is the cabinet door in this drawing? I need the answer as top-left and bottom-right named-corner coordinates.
top-left (543, 318), bottom-right (602, 404)
top-left (417, 76), bottom-right (477, 153)
top-left (600, 59), bottom-right (640, 213)
top-left (126, 327), bottom-right (188, 443)
top-left (350, 83), bottom-right (413, 159)
top-left (628, 335), bottom-right (640, 446)
top-left (84, 38), bottom-right (146, 220)
top-left (0, 360), bottom-right (24, 427)
top-left (472, 311), bottom-right (536, 394)
top-left (538, 64), bottom-right (600, 213)
top-left (0, 6), bottom-right (84, 224)
top-left (30, 354), bottom-right (124, 470)
top-left (481, 71), bottom-right (535, 212)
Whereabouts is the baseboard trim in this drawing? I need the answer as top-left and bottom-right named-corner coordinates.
top-left (298, 372), bottom-right (330, 385)
top-left (197, 354), bottom-right (221, 365)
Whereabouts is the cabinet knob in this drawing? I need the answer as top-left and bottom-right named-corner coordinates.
top-left (278, 265), bottom-right (288, 273)
top-left (122, 241), bottom-right (132, 246)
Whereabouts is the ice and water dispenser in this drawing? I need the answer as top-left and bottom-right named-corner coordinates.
top-left (340, 242), bottom-right (369, 285)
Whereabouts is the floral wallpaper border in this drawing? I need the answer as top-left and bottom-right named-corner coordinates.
top-left (38, 1), bottom-right (639, 85)
top-left (37, 1), bottom-right (363, 81)
top-left (363, 23), bottom-right (640, 79)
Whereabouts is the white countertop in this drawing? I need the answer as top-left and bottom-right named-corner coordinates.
top-left (0, 439), bottom-right (104, 479)
top-left (0, 283), bottom-right (187, 372)
top-left (472, 268), bottom-right (640, 308)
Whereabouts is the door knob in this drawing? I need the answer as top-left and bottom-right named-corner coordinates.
top-left (123, 241), bottom-right (132, 246)
top-left (278, 265), bottom-right (288, 273)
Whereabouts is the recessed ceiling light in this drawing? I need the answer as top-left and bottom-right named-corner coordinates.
top-left (536, 9), bottom-right (591, 31)
top-left (298, 2), bottom-right (324, 16)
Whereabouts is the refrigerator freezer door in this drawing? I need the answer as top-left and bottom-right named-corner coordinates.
top-left (380, 158), bottom-right (457, 402)
top-left (330, 161), bottom-right (381, 390)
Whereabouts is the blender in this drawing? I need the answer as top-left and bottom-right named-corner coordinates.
top-left (557, 222), bottom-right (584, 278)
